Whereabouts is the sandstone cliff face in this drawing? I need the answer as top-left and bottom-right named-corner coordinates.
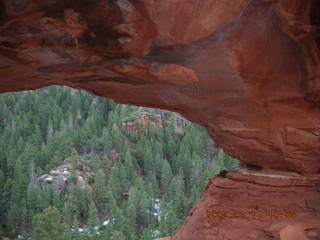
top-left (172, 167), bottom-right (320, 240)
top-left (0, 0), bottom-right (319, 239)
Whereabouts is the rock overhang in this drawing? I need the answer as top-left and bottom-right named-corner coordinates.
top-left (0, 0), bottom-right (319, 175)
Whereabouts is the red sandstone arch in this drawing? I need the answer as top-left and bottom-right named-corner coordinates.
top-left (1, 0), bottom-right (319, 239)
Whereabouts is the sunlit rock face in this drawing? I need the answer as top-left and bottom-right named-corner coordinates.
top-left (1, 0), bottom-right (320, 239)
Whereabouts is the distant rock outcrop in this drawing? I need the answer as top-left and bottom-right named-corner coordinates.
top-left (37, 163), bottom-right (71, 193)
top-left (122, 111), bottom-right (163, 136)
top-left (122, 109), bottom-right (190, 136)
top-left (37, 160), bottom-right (93, 194)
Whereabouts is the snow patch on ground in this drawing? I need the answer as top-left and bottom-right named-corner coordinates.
top-left (152, 230), bottom-right (160, 237)
top-left (153, 198), bottom-right (161, 221)
top-left (102, 220), bottom-right (110, 226)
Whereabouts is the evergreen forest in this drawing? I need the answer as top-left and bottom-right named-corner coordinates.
top-left (0, 86), bottom-right (239, 240)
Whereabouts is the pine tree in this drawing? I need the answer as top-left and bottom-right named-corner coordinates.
top-left (102, 154), bottom-right (113, 172)
top-left (181, 149), bottom-right (193, 193)
top-left (163, 130), bottom-right (176, 159)
top-left (160, 203), bottom-right (179, 235)
top-left (223, 154), bottom-right (239, 170)
top-left (154, 153), bottom-right (162, 180)
top-left (91, 154), bottom-right (101, 172)
top-left (62, 199), bottom-right (74, 227)
top-left (191, 154), bottom-right (202, 188)
top-left (32, 206), bottom-right (71, 240)
top-left (48, 187), bottom-right (63, 210)
top-left (128, 178), bottom-right (152, 230)
top-left (109, 165), bottom-right (122, 201)
top-left (88, 201), bottom-right (100, 229)
top-left (26, 185), bottom-right (38, 219)
top-left (142, 147), bottom-right (154, 175)
top-left (93, 169), bottom-right (107, 211)
top-left (168, 176), bottom-right (178, 201)
top-left (103, 129), bottom-right (113, 154)
top-left (119, 163), bottom-right (130, 193)
top-left (0, 169), bottom-right (4, 217)
top-left (153, 141), bottom-right (164, 160)
top-left (70, 166), bottom-right (78, 184)
top-left (175, 192), bottom-right (187, 220)
top-left (200, 167), bottom-right (211, 192)
top-left (147, 173), bottom-right (159, 197)
top-left (105, 186), bottom-right (119, 217)
top-left (212, 149), bottom-right (225, 174)
top-left (135, 136), bottom-right (145, 167)
top-left (70, 149), bottom-right (80, 184)
top-left (109, 230), bottom-right (125, 240)
top-left (125, 192), bottom-right (137, 230)
top-left (160, 160), bottom-right (173, 195)
top-left (140, 227), bottom-right (153, 240)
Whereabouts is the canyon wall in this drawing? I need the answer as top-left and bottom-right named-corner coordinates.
top-left (0, 0), bottom-right (319, 239)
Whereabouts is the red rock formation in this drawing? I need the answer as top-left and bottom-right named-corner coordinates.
top-left (0, 0), bottom-right (319, 239)
top-left (172, 166), bottom-right (320, 240)
top-left (122, 111), bottom-right (163, 135)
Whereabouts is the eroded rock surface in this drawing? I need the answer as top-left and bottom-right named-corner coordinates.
top-left (172, 167), bottom-right (320, 240)
top-left (0, 0), bottom-right (319, 174)
top-left (37, 159), bottom-right (93, 194)
top-left (0, 0), bottom-right (320, 239)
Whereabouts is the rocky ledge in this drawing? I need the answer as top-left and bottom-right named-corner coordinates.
top-left (172, 166), bottom-right (320, 240)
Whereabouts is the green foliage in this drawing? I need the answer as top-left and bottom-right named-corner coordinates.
top-left (110, 230), bottom-right (126, 240)
top-left (88, 201), bottom-right (100, 229)
top-left (32, 206), bottom-right (71, 240)
top-left (160, 160), bottom-right (173, 195)
top-left (0, 86), bottom-right (238, 239)
top-left (93, 169), bottom-right (107, 211)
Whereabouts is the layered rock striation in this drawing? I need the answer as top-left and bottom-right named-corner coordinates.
top-left (172, 166), bottom-right (320, 239)
top-left (0, 0), bottom-right (319, 239)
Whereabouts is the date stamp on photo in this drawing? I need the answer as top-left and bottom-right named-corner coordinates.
top-left (203, 208), bottom-right (297, 221)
